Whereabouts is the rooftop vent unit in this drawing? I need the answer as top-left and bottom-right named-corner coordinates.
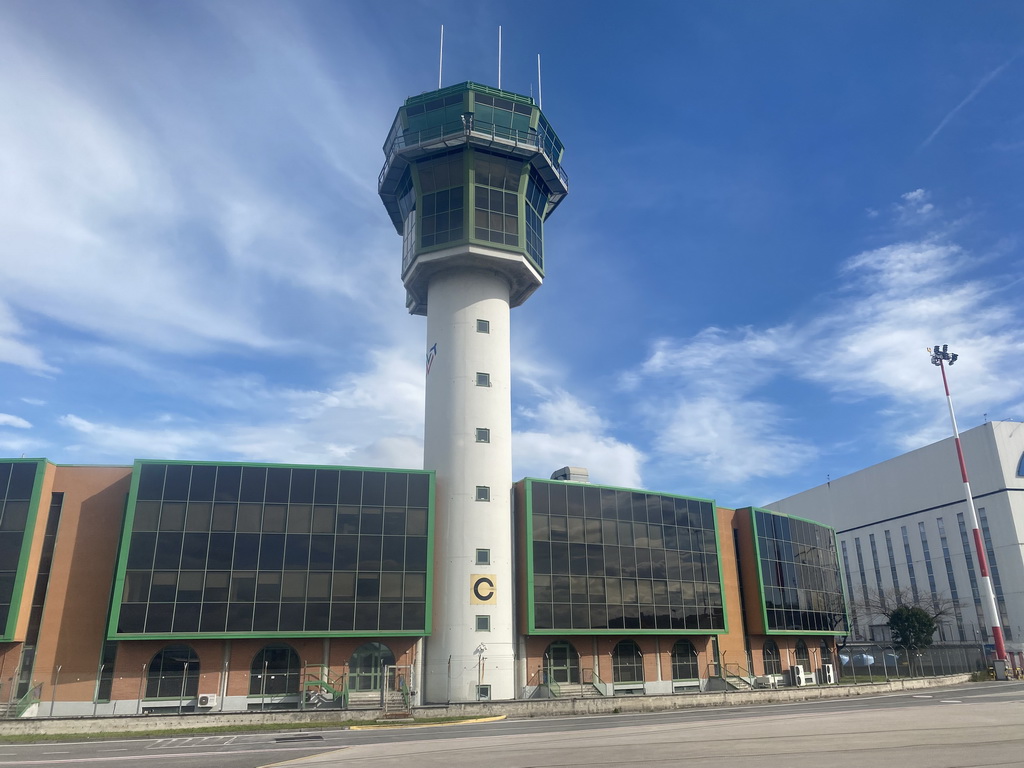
top-left (550, 467), bottom-right (589, 483)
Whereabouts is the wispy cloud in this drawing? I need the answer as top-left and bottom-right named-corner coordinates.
top-left (55, 339), bottom-right (426, 468)
top-left (0, 301), bottom-right (56, 374)
top-left (919, 53), bottom-right (1021, 151)
top-left (514, 388), bottom-right (644, 488)
top-left (625, 190), bottom-right (1024, 497)
top-left (0, 3), bottom-right (408, 375)
top-left (0, 414), bottom-right (32, 429)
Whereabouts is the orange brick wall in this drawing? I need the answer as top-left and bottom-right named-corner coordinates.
top-left (33, 465), bottom-right (131, 703)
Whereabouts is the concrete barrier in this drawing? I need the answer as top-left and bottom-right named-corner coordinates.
top-left (0, 675), bottom-right (972, 738)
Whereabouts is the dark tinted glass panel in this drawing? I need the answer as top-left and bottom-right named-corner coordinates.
top-left (188, 465), bottom-right (216, 501)
top-left (226, 603), bottom-right (254, 631)
top-left (208, 533), bottom-right (235, 569)
top-left (258, 534), bottom-right (285, 570)
top-left (118, 604), bottom-right (146, 633)
top-left (408, 474), bottom-right (430, 507)
top-left (153, 533), bottom-right (183, 569)
top-left (526, 479), bottom-right (723, 633)
top-left (361, 509), bottom-right (383, 535)
top-left (265, 467), bottom-right (291, 503)
top-left (137, 464), bottom-right (165, 500)
top-left (200, 603), bottom-right (227, 632)
top-left (385, 473), bottom-right (408, 506)
top-left (362, 472), bottom-right (385, 506)
top-left (6, 463), bottom-right (35, 499)
top-left (115, 463), bottom-right (432, 636)
top-left (240, 467), bottom-right (267, 502)
top-left (179, 534), bottom-right (209, 569)
top-left (284, 534), bottom-right (310, 569)
top-left (0, 535), bottom-right (20, 574)
top-left (163, 465), bottom-right (191, 501)
top-left (309, 536), bottom-right (334, 569)
top-left (338, 471), bottom-right (362, 505)
top-left (233, 536), bottom-right (260, 573)
top-left (315, 470), bottom-right (340, 504)
top-left (215, 466), bottom-right (241, 502)
top-left (172, 604), bottom-right (201, 632)
top-left (127, 532), bottom-right (156, 569)
top-left (290, 469), bottom-right (315, 503)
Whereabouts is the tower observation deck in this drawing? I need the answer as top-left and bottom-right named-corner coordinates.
top-left (379, 82), bottom-right (568, 702)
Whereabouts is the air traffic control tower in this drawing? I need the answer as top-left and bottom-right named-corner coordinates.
top-left (379, 82), bottom-right (568, 702)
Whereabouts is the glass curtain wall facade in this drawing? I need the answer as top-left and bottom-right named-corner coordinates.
top-left (110, 461), bottom-right (434, 638)
top-left (751, 508), bottom-right (847, 634)
top-left (0, 459), bottom-right (44, 640)
top-left (524, 479), bottom-right (726, 633)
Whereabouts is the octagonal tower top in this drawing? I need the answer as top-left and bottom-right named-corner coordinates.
top-left (378, 82), bottom-right (569, 315)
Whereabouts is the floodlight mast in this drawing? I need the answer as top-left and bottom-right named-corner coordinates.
top-left (928, 345), bottom-right (1006, 662)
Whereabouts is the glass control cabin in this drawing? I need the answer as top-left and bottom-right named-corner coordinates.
top-left (378, 82), bottom-right (568, 315)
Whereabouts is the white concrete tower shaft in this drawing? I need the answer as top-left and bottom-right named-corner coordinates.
top-left (379, 81), bottom-right (568, 702)
top-left (423, 268), bottom-right (514, 701)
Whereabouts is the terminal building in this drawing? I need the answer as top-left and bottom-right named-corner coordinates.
top-left (0, 458), bottom-right (846, 715)
top-left (769, 420), bottom-right (1024, 668)
top-left (0, 80), bottom-right (848, 716)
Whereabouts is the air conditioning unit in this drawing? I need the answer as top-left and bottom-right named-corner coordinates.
top-left (198, 694), bottom-right (218, 708)
top-left (792, 665), bottom-right (807, 686)
top-left (822, 663), bottom-right (836, 685)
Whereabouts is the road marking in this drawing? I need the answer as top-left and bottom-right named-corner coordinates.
top-left (912, 694), bottom-right (933, 698)
top-left (259, 748), bottom-right (351, 768)
top-left (940, 700), bottom-right (963, 703)
top-left (0, 745), bottom-right (339, 765)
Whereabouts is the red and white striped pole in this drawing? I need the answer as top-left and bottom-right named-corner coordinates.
top-left (929, 345), bottom-right (1006, 661)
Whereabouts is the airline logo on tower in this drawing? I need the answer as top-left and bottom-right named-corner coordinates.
top-left (426, 343), bottom-right (437, 375)
top-left (470, 574), bottom-right (496, 604)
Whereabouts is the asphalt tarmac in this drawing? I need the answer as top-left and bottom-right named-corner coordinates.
top-left (1, 682), bottom-right (1021, 768)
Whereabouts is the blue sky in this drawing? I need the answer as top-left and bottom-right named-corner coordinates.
top-left (1, 1), bottom-right (1023, 509)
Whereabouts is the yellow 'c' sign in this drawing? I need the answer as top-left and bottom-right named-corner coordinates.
top-left (471, 574), bottom-right (496, 604)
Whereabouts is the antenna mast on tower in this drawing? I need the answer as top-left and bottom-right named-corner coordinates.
top-left (537, 53), bottom-right (542, 109)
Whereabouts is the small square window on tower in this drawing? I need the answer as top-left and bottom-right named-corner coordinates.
top-left (476, 615), bottom-right (491, 631)
top-left (475, 372), bottom-right (491, 387)
top-left (475, 548), bottom-right (490, 565)
top-left (475, 486), bottom-right (490, 502)
top-left (476, 319), bottom-right (490, 334)
top-left (475, 428), bottom-right (490, 443)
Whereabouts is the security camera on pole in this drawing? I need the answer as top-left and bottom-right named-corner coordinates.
top-left (928, 345), bottom-right (1008, 670)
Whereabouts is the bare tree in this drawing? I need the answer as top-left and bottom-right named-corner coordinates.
top-left (857, 587), bottom-right (954, 623)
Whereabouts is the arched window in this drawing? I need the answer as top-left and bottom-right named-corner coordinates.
top-left (795, 639), bottom-right (810, 668)
top-left (1017, 451), bottom-right (1024, 477)
top-left (671, 639), bottom-right (699, 680)
top-left (146, 644), bottom-right (200, 699)
top-left (249, 644), bottom-right (301, 695)
top-left (820, 639), bottom-right (833, 665)
top-left (762, 640), bottom-right (781, 675)
top-left (611, 640), bottom-right (644, 683)
top-left (544, 640), bottom-right (580, 684)
top-left (348, 642), bottom-right (395, 691)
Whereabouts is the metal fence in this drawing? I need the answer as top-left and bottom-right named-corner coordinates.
top-left (837, 643), bottom-right (987, 682)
